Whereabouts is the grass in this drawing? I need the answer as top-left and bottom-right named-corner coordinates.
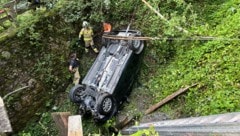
top-left (145, 0), bottom-right (240, 118)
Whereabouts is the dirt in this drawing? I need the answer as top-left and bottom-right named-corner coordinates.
top-left (116, 85), bottom-right (170, 128)
top-left (141, 112), bottom-right (170, 123)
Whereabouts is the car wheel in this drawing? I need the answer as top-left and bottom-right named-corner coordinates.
top-left (69, 84), bottom-right (86, 103)
top-left (129, 40), bottom-right (144, 54)
top-left (97, 93), bottom-right (116, 115)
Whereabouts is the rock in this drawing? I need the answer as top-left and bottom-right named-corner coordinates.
top-left (28, 78), bottom-right (37, 88)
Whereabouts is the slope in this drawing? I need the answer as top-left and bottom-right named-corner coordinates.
top-left (145, 0), bottom-right (240, 118)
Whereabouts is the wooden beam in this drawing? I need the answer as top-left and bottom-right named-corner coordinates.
top-left (102, 34), bottom-right (154, 41)
top-left (68, 115), bottom-right (83, 136)
top-left (145, 83), bottom-right (198, 115)
top-left (0, 97), bottom-right (12, 133)
top-left (51, 112), bottom-right (71, 136)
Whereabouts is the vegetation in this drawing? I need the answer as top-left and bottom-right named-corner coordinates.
top-left (130, 126), bottom-right (158, 136)
top-left (1, 0), bottom-right (240, 135)
top-left (146, 0), bottom-right (240, 118)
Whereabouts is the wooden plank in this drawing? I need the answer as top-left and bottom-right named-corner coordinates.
top-left (102, 34), bottom-right (223, 41)
top-left (51, 112), bottom-right (71, 136)
top-left (102, 35), bottom-right (154, 41)
top-left (145, 83), bottom-right (198, 115)
top-left (68, 115), bottom-right (83, 136)
top-left (0, 97), bottom-right (4, 110)
top-left (0, 97), bottom-right (12, 133)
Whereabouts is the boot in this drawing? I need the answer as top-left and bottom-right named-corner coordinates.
top-left (93, 48), bottom-right (99, 53)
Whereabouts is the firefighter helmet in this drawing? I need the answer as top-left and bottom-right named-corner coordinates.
top-left (82, 21), bottom-right (89, 27)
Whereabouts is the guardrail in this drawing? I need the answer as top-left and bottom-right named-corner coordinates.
top-left (122, 112), bottom-right (240, 136)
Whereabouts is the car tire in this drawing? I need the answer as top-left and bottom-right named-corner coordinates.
top-left (69, 84), bottom-right (86, 103)
top-left (129, 40), bottom-right (144, 54)
top-left (97, 93), bottom-right (116, 116)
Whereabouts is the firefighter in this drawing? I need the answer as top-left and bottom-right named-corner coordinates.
top-left (69, 52), bottom-right (80, 85)
top-left (103, 22), bottom-right (112, 33)
top-left (79, 21), bottom-right (99, 53)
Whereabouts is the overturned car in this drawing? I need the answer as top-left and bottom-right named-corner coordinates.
top-left (69, 30), bottom-right (145, 122)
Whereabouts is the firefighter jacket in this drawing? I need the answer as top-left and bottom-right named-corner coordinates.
top-left (79, 28), bottom-right (93, 41)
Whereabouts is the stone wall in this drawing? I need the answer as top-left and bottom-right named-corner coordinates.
top-left (0, 13), bottom-right (73, 132)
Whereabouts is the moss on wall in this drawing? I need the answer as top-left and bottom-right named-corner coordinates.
top-left (0, 11), bottom-right (74, 132)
